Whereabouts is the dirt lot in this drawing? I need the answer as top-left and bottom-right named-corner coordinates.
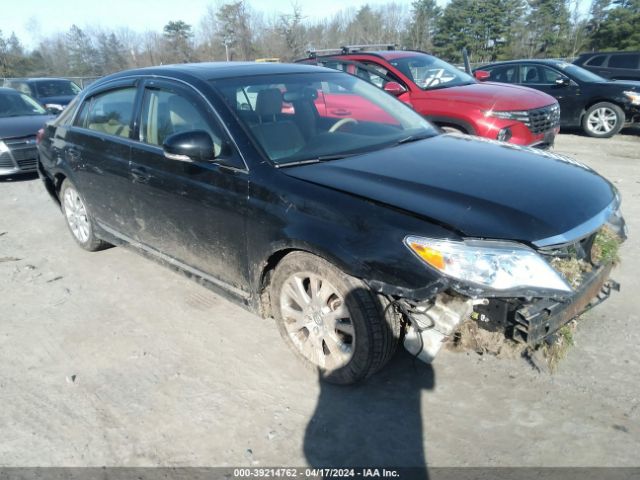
top-left (1, 129), bottom-right (639, 468)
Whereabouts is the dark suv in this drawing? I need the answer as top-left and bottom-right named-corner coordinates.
top-left (475, 60), bottom-right (640, 138)
top-left (574, 51), bottom-right (640, 81)
top-left (38, 63), bottom-right (625, 384)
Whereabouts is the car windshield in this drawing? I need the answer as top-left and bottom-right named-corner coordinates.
top-left (213, 72), bottom-right (438, 165)
top-left (34, 79), bottom-right (81, 97)
top-left (388, 54), bottom-right (475, 90)
top-left (0, 91), bottom-right (47, 117)
top-left (555, 63), bottom-right (607, 83)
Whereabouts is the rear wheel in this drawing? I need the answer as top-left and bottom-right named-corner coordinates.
top-left (60, 179), bottom-right (109, 251)
top-left (582, 102), bottom-right (625, 138)
top-left (270, 251), bottom-right (400, 384)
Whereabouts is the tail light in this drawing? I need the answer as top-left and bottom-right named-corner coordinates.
top-left (36, 128), bottom-right (45, 145)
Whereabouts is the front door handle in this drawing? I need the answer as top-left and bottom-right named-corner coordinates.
top-left (330, 109), bottom-right (352, 116)
top-left (131, 167), bottom-right (151, 184)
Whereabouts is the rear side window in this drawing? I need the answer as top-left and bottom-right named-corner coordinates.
top-left (487, 65), bottom-right (517, 83)
top-left (608, 54), bottom-right (640, 69)
top-left (585, 55), bottom-right (607, 67)
top-left (79, 88), bottom-right (136, 138)
top-left (10, 82), bottom-right (33, 96)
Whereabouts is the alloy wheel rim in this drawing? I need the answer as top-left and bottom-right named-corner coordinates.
top-left (587, 107), bottom-right (617, 134)
top-left (279, 273), bottom-right (355, 369)
top-left (63, 187), bottom-right (90, 243)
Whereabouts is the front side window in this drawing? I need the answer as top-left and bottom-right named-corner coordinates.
top-left (388, 54), bottom-right (475, 90)
top-left (585, 55), bottom-right (606, 67)
top-left (214, 72), bottom-right (437, 165)
top-left (139, 88), bottom-right (223, 156)
top-left (82, 87), bottom-right (136, 138)
top-left (540, 66), bottom-right (567, 84)
top-left (0, 91), bottom-right (47, 118)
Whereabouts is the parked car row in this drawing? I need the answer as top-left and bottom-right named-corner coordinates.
top-left (0, 78), bottom-right (80, 176)
top-left (35, 61), bottom-right (626, 383)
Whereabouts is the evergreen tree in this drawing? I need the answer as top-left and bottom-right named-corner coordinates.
top-left (592, 0), bottom-right (640, 50)
top-left (525, 0), bottom-right (572, 57)
top-left (407, 0), bottom-right (441, 51)
top-left (163, 20), bottom-right (193, 63)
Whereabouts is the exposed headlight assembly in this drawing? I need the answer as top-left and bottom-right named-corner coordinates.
top-left (44, 103), bottom-right (65, 112)
top-left (623, 91), bottom-right (640, 106)
top-left (405, 236), bottom-right (571, 295)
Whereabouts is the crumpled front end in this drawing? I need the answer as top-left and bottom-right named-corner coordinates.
top-left (396, 205), bottom-right (626, 364)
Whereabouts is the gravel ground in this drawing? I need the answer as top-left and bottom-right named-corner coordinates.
top-left (0, 129), bottom-right (638, 468)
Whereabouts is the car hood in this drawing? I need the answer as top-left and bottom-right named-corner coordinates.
top-left (606, 80), bottom-right (640, 90)
top-left (38, 95), bottom-right (75, 105)
top-left (282, 134), bottom-right (616, 246)
top-left (426, 82), bottom-right (557, 110)
top-left (0, 114), bottom-right (54, 140)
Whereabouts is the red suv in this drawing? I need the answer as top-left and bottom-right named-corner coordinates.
top-left (298, 49), bottom-right (560, 148)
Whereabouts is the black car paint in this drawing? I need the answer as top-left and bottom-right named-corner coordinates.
top-left (37, 63), bottom-right (619, 314)
top-left (476, 60), bottom-right (640, 127)
top-left (0, 114), bottom-right (54, 139)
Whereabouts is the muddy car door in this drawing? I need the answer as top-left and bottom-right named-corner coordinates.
top-left (64, 82), bottom-right (138, 233)
top-left (127, 79), bottom-right (250, 296)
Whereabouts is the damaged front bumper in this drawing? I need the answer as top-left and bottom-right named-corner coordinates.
top-left (401, 263), bottom-right (620, 364)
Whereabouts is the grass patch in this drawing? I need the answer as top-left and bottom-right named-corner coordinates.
top-left (591, 225), bottom-right (621, 265)
top-left (550, 257), bottom-right (592, 288)
top-left (542, 321), bottom-right (577, 372)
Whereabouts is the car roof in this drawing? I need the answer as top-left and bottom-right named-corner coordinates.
top-left (99, 62), bottom-right (332, 85)
top-left (0, 86), bottom-right (21, 95)
top-left (577, 51), bottom-right (639, 56)
top-left (477, 59), bottom-right (572, 69)
top-left (299, 50), bottom-right (430, 63)
top-left (7, 78), bottom-right (74, 83)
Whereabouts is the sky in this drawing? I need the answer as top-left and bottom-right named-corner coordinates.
top-left (1, 0), bottom-right (592, 49)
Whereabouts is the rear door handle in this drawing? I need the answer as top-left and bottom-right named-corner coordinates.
top-left (330, 109), bottom-right (352, 116)
top-left (131, 167), bottom-right (151, 184)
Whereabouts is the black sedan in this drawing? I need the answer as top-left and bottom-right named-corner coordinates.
top-left (37, 62), bottom-right (625, 383)
top-left (0, 87), bottom-right (54, 176)
top-left (474, 59), bottom-right (640, 138)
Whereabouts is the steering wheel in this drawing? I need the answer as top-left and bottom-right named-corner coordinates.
top-left (329, 117), bottom-right (358, 133)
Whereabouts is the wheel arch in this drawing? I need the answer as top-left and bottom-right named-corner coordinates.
top-left (579, 98), bottom-right (627, 123)
top-left (256, 241), bottom-right (366, 318)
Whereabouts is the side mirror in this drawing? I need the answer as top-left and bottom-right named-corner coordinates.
top-left (163, 130), bottom-right (214, 162)
top-left (555, 77), bottom-right (570, 87)
top-left (383, 81), bottom-right (407, 96)
top-left (474, 70), bottom-right (490, 81)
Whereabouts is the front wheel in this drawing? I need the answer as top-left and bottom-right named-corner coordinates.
top-left (582, 102), bottom-right (625, 138)
top-left (270, 251), bottom-right (400, 384)
top-left (60, 179), bottom-right (109, 251)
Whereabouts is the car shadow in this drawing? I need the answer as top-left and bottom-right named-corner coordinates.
top-left (303, 289), bottom-right (434, 477)
top-left (0, 172), bottom-right (38, 183)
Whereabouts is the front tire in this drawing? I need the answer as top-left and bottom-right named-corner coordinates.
top-left (60, 179), bottom-right (109, 251)
top-left (582, 102), bottom-right (625, 138)
top-left (270, 252), bottom-right (400, 384)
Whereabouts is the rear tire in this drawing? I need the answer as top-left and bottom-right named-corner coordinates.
top-left (270, 251), bottom-right (400, 384)
top-left (60, 179), bottom-right (109, 252)
top-left (582, 102), bottom-right (625, 138)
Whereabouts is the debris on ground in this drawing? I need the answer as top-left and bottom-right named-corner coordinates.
top-left (47, 276), bottom-right (64, 283)
top-left (591, 225), bottom-right (621, 265)
top-left (446, 320), bottom-right (526, 359)
top-left (551, 257), bottom-right (592, 288)
top-left (447, 317), bottom-right (581, 372)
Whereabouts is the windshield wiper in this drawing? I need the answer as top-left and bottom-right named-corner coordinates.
top-left (275, 153), bottom-right (359, 168)
top-left (394, 134), bottom-right (432, 146)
